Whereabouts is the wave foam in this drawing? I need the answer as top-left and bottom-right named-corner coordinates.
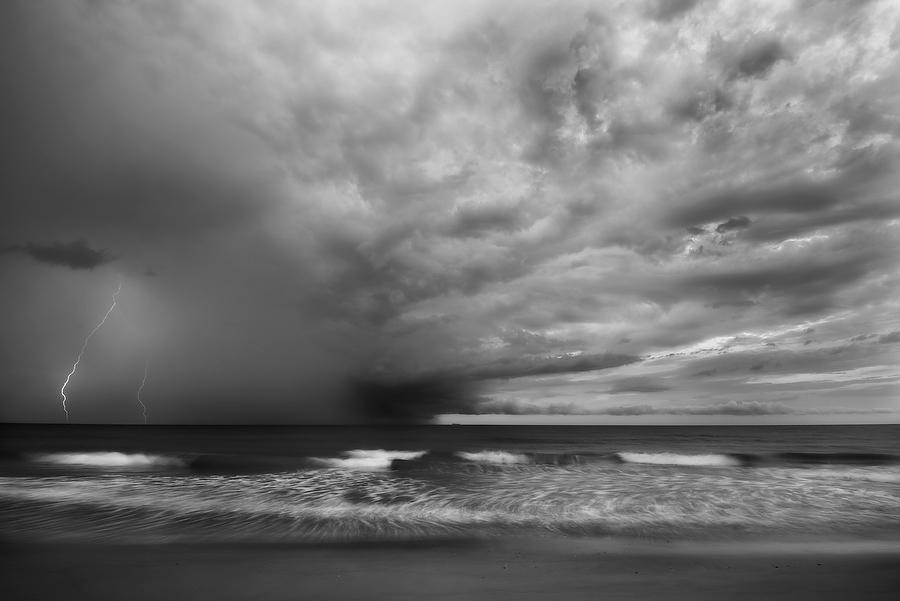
top-left (616, 452), bottom-right (741, 467)
top-left (310, 449), bottom-right (427, 470)
top-left (32, 452), bottom-right (186, 468)
top-left (791, 468), bottom-right (900, 484)
top-left (457, 451), bottom-right (531, 464)
top-left (4, 459), bottom-right (900, 543)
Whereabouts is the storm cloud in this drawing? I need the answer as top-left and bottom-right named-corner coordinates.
top-left (715, 216), bottom-right (751, 234)
top-left (0, 0), bottom-right (897, 423)
top-left (2, 240), bottom-right (114, 270)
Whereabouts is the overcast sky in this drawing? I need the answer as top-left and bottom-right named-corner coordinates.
top-left (1, 0), bottom-right (898, 424)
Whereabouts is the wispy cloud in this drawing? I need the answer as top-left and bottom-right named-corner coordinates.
top-left (746, 365), bottom-right (899, 386)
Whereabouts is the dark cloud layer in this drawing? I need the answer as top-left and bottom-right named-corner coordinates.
top-left (733, 39), bottom-right (788, 79)
top-left (2, 240), bottom-right (114, 270)
top-left (606, 377), bottom-right (670, 394)
top-left (715, 216), bottom-right (751, 233)
top-left (645, 0), bottom-right (703, 22)
top-left (351, 375), bottom-right (479, 423)
top-left (671, 182), bottom-right (840, 229)
top-left (0, 0), bottom-right (897, 423)
top-left (469, 399), bottom-right (894, 417)
top-left (470, 400), bottom-right (785, 417)
top-left (879, 331), bottom-right (900, 344)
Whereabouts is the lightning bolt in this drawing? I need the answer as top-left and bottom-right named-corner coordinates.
top-left (60, 280), bottom-right (122, 423)
top-left (137, 357), bottom-right (150, 425)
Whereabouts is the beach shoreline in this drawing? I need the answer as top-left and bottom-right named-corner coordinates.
top-left (3, 537), bottom-right (899, 601)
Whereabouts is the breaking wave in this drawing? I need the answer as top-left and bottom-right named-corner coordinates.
top-left (614, 452), bottom-right (743, 467)
top-left (16, 448), bottom-right (899, 475)
top-left (309, 449), bottom-right (428, 470)
top-left (2, 461), bottom-right (900, 544)
top-left (456, 451), bottom-right (530, 464)
top-left (30, 452), bottom-right (187, 468)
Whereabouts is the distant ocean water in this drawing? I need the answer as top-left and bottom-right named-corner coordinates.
top-left (1, 424), bottom-right (899, 544)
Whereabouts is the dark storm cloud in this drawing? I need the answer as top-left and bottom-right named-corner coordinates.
top-left (606, 377), bottom-right (670, 394)
top-left (644, 0), bottom-right (703, 22)
top-left (879, 331), bottom-right (900, 344)
top-left (669, 87), bottom-right (732, 123)
top-left (671, 181), bottom-right (839, 229)
top-left (715, 216), bottom-right (750, 233)
top-left (343, 332), bottom-right (638, 423)
top-left (350, 375), bottom-right (480, 423)
top-left (572, 67), bottom-right (604, 130)
top-left (449, 204), bottom-right (523, 238)
top-left (1, 0), bottom-right (897, 423)
top-left (517, 47), bottom-right (573, 164)
top-left (742, 201), bottom-right (900, 243)
top-left (733, 39), bottom-right (788, 79)
top-left (2, 240), bottom-right (114, 270)
top-left (681, 238), bottom-right (890, 314)
top-left (670, 137), bottom-right (900, 245)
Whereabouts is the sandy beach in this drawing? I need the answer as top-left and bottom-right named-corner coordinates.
top-left (3, 538), bottom-right (899, 601)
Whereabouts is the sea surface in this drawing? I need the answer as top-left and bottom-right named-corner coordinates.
top-left (1, 424), bottom-right (899, 545)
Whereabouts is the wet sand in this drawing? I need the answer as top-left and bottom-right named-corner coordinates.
top-left (2, 538), bottom-right (899, 600)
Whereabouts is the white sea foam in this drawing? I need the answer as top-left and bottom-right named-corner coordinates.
top-left (32, 452), bottom-right (186, 468)
top-left (4, 458), bottom-right (900, 543)
top-left (791, 467), bottom-right (900, 484)
top-left (457, 450), bottom-right (531, 464)
top-left (616, 452), bottom-right (740, 467)
top-left (310, 449), bottom-right (427, 470)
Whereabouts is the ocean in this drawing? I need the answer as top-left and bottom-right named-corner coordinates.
top-left (2, 424), bottom-right (899, 545)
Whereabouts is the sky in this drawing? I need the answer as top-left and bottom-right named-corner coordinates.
top-left (1, 0), bottom-right (898, 424)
